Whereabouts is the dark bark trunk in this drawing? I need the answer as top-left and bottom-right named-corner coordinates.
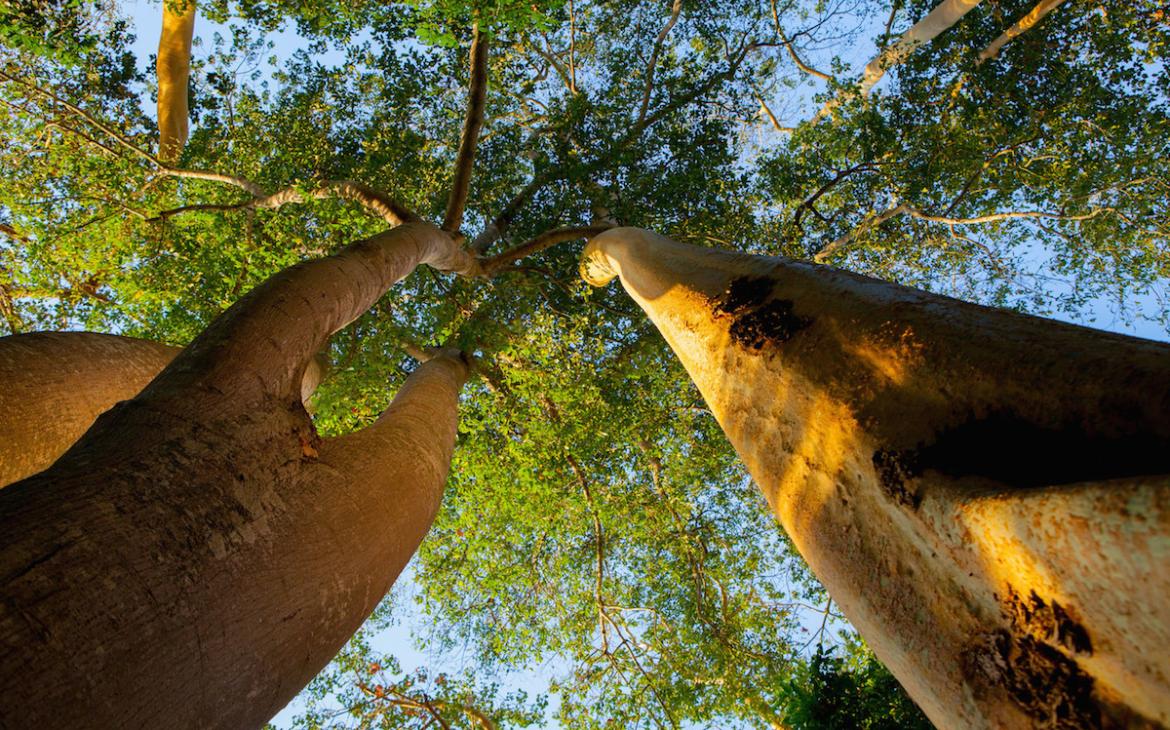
top-left (0, 223), bottom-right (469, 729)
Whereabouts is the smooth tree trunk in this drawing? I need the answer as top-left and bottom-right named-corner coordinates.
top-left (581, 228), bottom-right (1170, 729)
top-left (814, 0), bottom-right (983, 121)
top-left (157, 0), bottom-right (196, 162)
top-left (0, 332), bottom-right (179, 487)
top-left (0, 222), bottom-right (470, 729)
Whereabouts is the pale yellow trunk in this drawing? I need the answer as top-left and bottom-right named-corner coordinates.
top-left (815, 0), bottom-right (982, 121)
top-left (157, 0), bottom-right (196, 162)
top-left (582, 228), bottom-right (1170, 728)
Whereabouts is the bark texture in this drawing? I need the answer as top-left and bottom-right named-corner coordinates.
top-left (157, 0), bottom-right (196, 162)
top-left (0, 222), bottom-right (470, 729)
top-left (0, 332), bottom-right (178, 488)
top-left (582, 227), bottom-right (1170, 729)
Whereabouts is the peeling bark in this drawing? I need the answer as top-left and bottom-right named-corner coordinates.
top-left (157, 0), bottom-right (196, 162)
top-left (582, 227), bottom-right (1170, 728)
top-left (0, 222), bottom-right (470, 729)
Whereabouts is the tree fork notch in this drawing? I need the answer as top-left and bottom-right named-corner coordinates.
top-left (0, 223), bottom-right (471, 729)
top-left (443, 24), bottom-right (489, 234)
top-left (581, 227), bottom-right (1170, 728)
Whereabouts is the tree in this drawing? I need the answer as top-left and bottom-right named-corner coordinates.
top-left (0, 0), bottom-right (1167, 727)
top-left (0, 223), bottom-right (473, 728)
top-left (582, 226), bottom-right (1170, 727)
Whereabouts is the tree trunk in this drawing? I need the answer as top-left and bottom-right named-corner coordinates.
top-left (815, 0), bottom-right (983, 121)
top-left (581, 227), bottom-right (1170, 729)
top-left (0, 333), bottom-right (328, 488)
top-left (157, 0), bottom-right (196, 162)
top-left (0, 222), bottom-right (470, 729)
top-left (0, 332), bottom-right (178, 487)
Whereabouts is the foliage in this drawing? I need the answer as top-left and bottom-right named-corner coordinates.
top-left (784, 637), bottom-right (932, 730)
top-left (2, 0), bottom-right (1167, 726)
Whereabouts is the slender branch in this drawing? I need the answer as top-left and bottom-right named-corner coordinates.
top-left (813, 202), bottom-right (1112, 262)
top-left (977, 0), bottom-right (1068, 64)
top-left (443, 24), bottom-right (490, 233)
top-left (812, 202), bottom-right (908, 262)
top-left (479, 224), bottom-right (612, 275)
top-left (151, 179), bottom-right (418, 226)
top-left (160, 167), bottom-right (266, 196)
top-left (471, 47), bottom-right (753, 254)
top-left (637, 0), bottom-right (684, 125)
top-left (770, 0), bottom-right (833, 81)
top-left (755, 92), bottom-right (796, 133)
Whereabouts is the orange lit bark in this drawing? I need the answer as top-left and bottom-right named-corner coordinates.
top-left (0, 332), bottom-right (178, 487)
top-left (157, 0), bottom-right (196, 161)
top-left (0, 223), bottom-right (470, 729)
top-left (582, 227), bottom-right (1170, 728)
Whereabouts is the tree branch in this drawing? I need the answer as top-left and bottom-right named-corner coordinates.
top-left (443, 24), bottom-right (490, 233)
top-left (479, 224), bottom-right (612, 275)
top-left (770, 0), bottom-right (833, 81)
top-left (977, 0), bottom-right (1068, 64)
top-left (636, 0), bottom-right (684, 125)
top-left (470, 47), bottom-right (753, 254)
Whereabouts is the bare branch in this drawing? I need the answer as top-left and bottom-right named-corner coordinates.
top-left (770, 0), bottom-right (833, 81)
top-left (480, 224), bottom-right (613, 275)
top-left (443, 25), bottom-right (490, 233)
top-left (636, 0), bottom-right (684, 125)
top-left (812, 202), bottom-right (909, 262)
top-left (812, 0), bottom-right (984, 123)
top-left (151, 179), bottom-right (418, 226)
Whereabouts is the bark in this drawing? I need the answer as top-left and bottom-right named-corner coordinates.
top-left (157, 0), bottom-right (196, 162)
top-left (814, 0), bottom-right (983, 122)
top-left (581, 227), bottom-right (1170, 729)
top-left (0, 222), bottom-right (470, 729)
top-left (0, 332), bottom-right (178, 487)
top-left (977, 0), bottom-right (1068, 64)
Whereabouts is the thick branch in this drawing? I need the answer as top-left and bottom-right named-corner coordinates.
top-left (443, 25), bottom-right (490, 233)
top-left (977, 0), bottom-right (1068, 64)
top-left (157, 0), bottom-right (197, 162)
top-left (813, 0), bottom-right (984, 122)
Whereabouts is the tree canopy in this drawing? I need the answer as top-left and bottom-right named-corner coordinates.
top-left (1, 0), bottom-right (1166, 726)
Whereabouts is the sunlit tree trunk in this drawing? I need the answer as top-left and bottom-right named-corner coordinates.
top-left (0, 332), bottom-right (178, 487)
top-left (582, 227), bottom-right (1170, 728)
top-left (157, 0), bottom-right (196, 161)
top-left (0, 222), bottom-right (470, 729)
